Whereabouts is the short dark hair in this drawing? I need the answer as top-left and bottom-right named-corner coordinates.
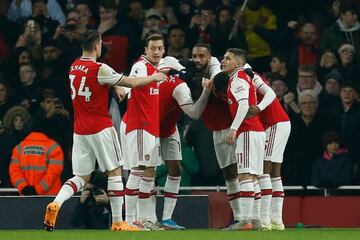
top-left (193, 43), bottom-right (212, 53)
top-left (145, 33), bottom-right (164, 47)
top-left (99, 0), bottom-right (118, 10)
top-left (213, 71), bottom-right (230, 93)
top-left (298, 64), bottom-right (317, 74)
top-left (271, 51), bottom-right (288, 64)
top-left (340, 81), bottom-right (358, 92)
top-left (40, 89), bottom-right (56, 102)
top-left (78, 29), bottom-right (101, 52)
top-left (227, 48), bottom-right (247, 62)
top-left (340, 0), bottom-right (358, 14)
top-left (268, 73), bottom-right (287, 85)
top-left (31, 0), bottom-right (48, 4)
top-left (168, 24), bottom-right (185, 36)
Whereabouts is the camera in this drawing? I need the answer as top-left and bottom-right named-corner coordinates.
top-left (64, 24), bottom-right (76, 31)
top-left (54, 98), bottom-right (63, 109)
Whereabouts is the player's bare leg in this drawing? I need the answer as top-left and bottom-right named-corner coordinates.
top-left (258, 161), bottom-right (273, 230)
top-left (44, 175), bottom-right (89, 231)
top-left (161, 160), bottom-right (184, 230)
top-left (270, 163), bottom-right (285, 230)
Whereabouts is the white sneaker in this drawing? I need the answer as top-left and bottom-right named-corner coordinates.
top-left (271, 221), bottom-right (285, 231)
top-left (261, 223), bottom-right (272, 231)
top-left (140, 221), bottom-right (165, 230)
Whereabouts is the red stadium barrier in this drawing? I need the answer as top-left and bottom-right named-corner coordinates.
top-left (204, 192), bottom-right (360, 228)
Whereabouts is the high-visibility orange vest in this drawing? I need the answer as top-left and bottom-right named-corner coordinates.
top-left (9, 132), bottom-right (64, 195)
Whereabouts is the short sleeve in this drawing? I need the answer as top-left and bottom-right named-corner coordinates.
top-left (230, 78), bottom-right (250, 102)
top-left (159, 56), bottom-right (185, 71)
top-left (209, 57), bottom-right (222, 79)
top-left (97, 63), bottom-right (124, 85)
top-left (129, 62), bottom-right (147, 77)
top-left (172, 83), bottom-right (194, 106)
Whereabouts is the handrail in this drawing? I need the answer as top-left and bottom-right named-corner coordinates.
top-left (1, 185), bottom-right (360, 193)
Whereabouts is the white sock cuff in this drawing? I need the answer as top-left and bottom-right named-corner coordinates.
top-left (164, 175), bottom-right (181, 194)
top-left (65, 176), bottom-right (86, 193)
top-left (240, 180), bottom-right (254, 191)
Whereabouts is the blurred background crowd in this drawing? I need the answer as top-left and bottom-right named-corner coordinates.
top-left (0, 0), bottom-right (360, 191)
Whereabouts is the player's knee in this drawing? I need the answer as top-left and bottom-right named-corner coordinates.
top-left (222, 164), bottom-right (237, 180)
top-left (166, 161), bottom-right (182, 176)
top-left (271, 163), bottom-right (281, 178)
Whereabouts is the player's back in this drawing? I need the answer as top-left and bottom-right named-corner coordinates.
top-left (228, 70), bottom-right (264, 135)
top-left (159, 76), bottom-right (185, 138)
top-left (253, 73), bottom-right (289, 129)
top-left (69, 57), bottom-right (113, 135)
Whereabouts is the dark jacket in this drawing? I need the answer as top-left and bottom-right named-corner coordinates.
top-left (311, 150), bottom-right (353, 187)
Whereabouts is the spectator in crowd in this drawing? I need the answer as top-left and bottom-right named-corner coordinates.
top-left (2, 46), bottom-right (32, 85)
top-left (74, 0), bottom-right (96, 29)
top-left (330, 82), bottom-right (360, 174)
top-left (25, 0), bottom-right (60, 40)
top-left (311, 131), bottom-right (353, 188)
top-left (53, 10), bottom-right (82, 65)
top-left (283, 64), bottom-right (323, 115)
top-left (127, 0), bottom-right (144, 37)
top-left (318, 69), bottom-right (342, 114)
top-left (337, 43), bottom-right (360, 85)
top-left (17, 63), bottom-right (42, 115)
top-left (98, 0), bottom-right (141, 73)
top-left (283, 89), bottom-right (336, 186)
top-left (0, 0), bottom-right (20, 59)
top-left (320, 0), bottom-right (360, 62)
top-left (289, 22), bottom-right (320, 74)
top-left (153, 0), bottom-right (178, 26)
top-left (268, 73), bottom-right (289, 108)
top-left (15, 20), bottom-right (43, 60)
top-left (173, 0), bottom-right (193, 27)
top-left (141, 8), bottom-right (163, 40)
top-left (7, 0), bottom-right (65, 24)
top-left (268, 52), bottom-right (294, 87)
top-left (166, 24), bottom-right (190, 60)
top-left (0, 80), bottom-right (17, 120)
top-left (212, 5), bottom-right (248, 59)
top-left (318, 49), bottom-right (339, 83)
top-left (188, 4), bottom-right (215, 46)
top-left (39, 39), bottom-right (71, 110)
top-left (0, 106), bottom-right (30, 187)
top-left (236, 0), bottom-right (277, 73)
top-left (9, 121), bottom-right (64, 195)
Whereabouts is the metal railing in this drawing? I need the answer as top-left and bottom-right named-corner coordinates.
top-left (2, 186), bottom-right (360, 196)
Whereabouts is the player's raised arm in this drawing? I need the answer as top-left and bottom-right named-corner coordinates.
top-left (119, 72), bottom-right (167, 88)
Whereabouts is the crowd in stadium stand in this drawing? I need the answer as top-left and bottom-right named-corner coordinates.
top-left (0, 0), bottom-right (360, 190)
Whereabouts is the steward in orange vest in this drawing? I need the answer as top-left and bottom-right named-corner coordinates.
top-left (9, 132), bottom-right (64, 195)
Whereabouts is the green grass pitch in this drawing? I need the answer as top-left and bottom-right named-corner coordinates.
top-left (1, 229), bottom-right (360, 240)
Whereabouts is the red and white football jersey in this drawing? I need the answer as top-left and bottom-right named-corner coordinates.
top-left (227, 69), bottom-right (264, 136)
top-left (253, 73), bottom-right (289, 129)
top-left (125, 56), bottom-right (160, 136)
top-left (159, 76), bottom-right (193, 138)
top-left (69, 57), bottom-right (123, 135)
top-left (201, 94), bottom-right (233, 131)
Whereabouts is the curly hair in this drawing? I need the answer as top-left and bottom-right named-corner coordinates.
top-left (2, 106), bottom-right (31, 131)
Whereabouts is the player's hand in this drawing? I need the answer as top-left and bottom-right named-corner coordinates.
top-left (152, 72), bottom-right (167, 82)
top-left (226, 129), bottom-right (237, 145)
top-left (246, 105), bottom-right (260, 118)
top-left (287, 20), bottom-right (298, 29)
top-left (158, 67), bottom-right (171, 75)
top-left (202, 77), bottom-right (212, 90)
top-left (114, 86), bottom-right (126, 102)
